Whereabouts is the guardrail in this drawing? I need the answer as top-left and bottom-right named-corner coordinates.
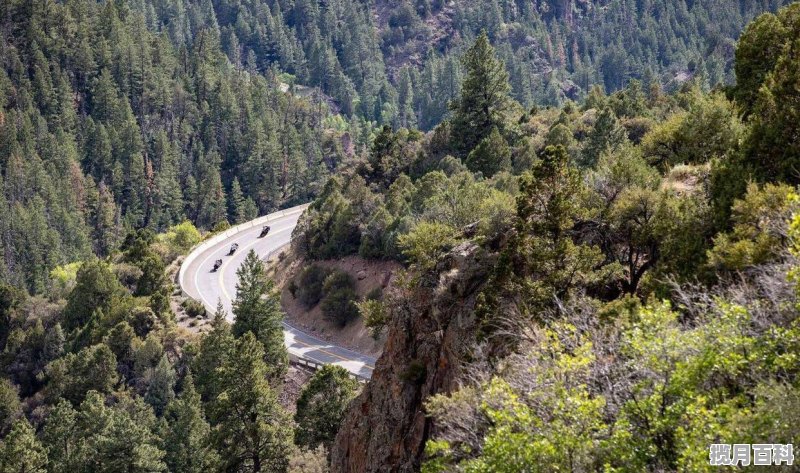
top-left (293, 357), bottom-right (367, 384)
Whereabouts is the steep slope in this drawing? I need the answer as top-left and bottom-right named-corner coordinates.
top-left (331, 242), bottom-right (492, 472)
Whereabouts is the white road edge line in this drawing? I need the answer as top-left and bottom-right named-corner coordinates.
top-left (180, 205), bottom-right (375, 380)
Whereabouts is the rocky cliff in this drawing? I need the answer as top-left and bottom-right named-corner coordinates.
top-left (330, 242), bottom-right (493, 472)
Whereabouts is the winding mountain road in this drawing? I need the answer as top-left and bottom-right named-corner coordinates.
top-left (179, 206), bottom-right (375, 379)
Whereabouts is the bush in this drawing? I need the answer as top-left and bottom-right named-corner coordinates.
top-left (289, 445), bottom-right (329, 473)
top-left (113, 262), bottom-right (143, 291)
top-left (397, 222), bottom-right (458, 271)
top-left (296, 264), bottom-right (333, 308)
top-left (49, 262), bottom-right (81, 299)
top-left (130, 306), bottom-right (159, 337)
top-left (357, 299), bottom-right (387, 339)
top-left (211, 220), bottom-right (230, 233)
top-left (181, 299), bottom-right (206, 319)
top-left (320, 270), bottom-right (359, 327)
top-left (162, 220), bottom-right (201, 257)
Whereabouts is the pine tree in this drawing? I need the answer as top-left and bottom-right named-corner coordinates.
top-left (0, 418), bottom-right (48, 473)
top-left (192, 302), bottom-right (234, 402)
top-left (747, 35), bottom-right (800, 184)
top-left (465, 126), bottom-right (511, 177)
top-left (62, 260), bottom-right (128, 333)
top-left (734, 11), bottom-right (788, 114)
top-left (163, 373), bottom-right (220, 473)
top-left (450, 31), bottom-right (511, 157)
top-left (124, 151), bottom-right (149, 228)
top-left (484, 145), bottom-right (607, 322)
top-left (228, 178), bottom-right (248, 224)
top-left (0, 379), bottom-right (21, 436)
top-left (196, 151), bottom-right (227, 229)
top-left (105, 322), bottom-right (135, 383)
top-left (232, 251), bottom-right (288, 380)
top-left (90, 182), bottom-right (120, 256)
top-left (42, 323), bottom-right (65, 363)
top-left (581, 107), bottom-right (626, 168)
top-left (73, 392), bottom-right (166, 472)
top-left (152, 132), bottom-right (185, 228)
top-left (40, 400), bottom-right (78, 473)
top-left (209, 332), bottom-right (292, 473)
top-left (144, 355), bottom-right (176, 417)
top-left (294, 365), bottom-right (359, 449)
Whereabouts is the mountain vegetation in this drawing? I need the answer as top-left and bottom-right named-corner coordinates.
top-left (294, 4), bottom-right (800, 471)
top-left (1, 0), bottom-right (799, 472)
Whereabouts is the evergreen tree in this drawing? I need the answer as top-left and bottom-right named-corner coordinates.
top-left (193, 302), bottom-right (234, 402)
top-left (152, 132), bottom-right (185, 229)
top-left (232, 250), bottom-right (288, 380)
top-left (734, 10), bottom-right (789, 114)
top-left (209, 332), bottom-right (292, 473)
top-left (747, 35), bottom-right (800, 184)
top-left (40, 400), bottom-right (78, 473)
top-left (42, 324), bottom-right (65, 363)
top-left (581, 107), bottom-right (626, 168)
top-left (449, 31), bottom-right (512, 157)
top-left (73, 392), bottom-right (167, 472)
top-left (162, 373), bottom-right (220, 473)
top-left (0, 418), bottom-right (48, 473)
top-left (62, 260), bottom-right (128, 332)
top-left (90, 182), bottom-right (120, 256)
top-left (42, 344), bottom-right (119, 405)
top-left (294, 365), bottom-right (359, 449)
top-left (465, 126), bottom-right (511, 177)
top-left (484, 145), bottom-right (607, 323)
top-left (0, 379), bottom-right (21, 436)
top-left (144, 355), bottom-right (177, 416)
top-left (228, 177), bottom-right (247, 224)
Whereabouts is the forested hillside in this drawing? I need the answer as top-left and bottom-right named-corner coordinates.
top-left (206, 0), bottom-right (794, 128)
top-left (0, 0), bottom-right (358, 292)
top-left (289, 4), bottom-right (800, 471)
top-left (2, 0), bottom-right (800, 472)
top-left (0, 0), bottom-right (788, 292)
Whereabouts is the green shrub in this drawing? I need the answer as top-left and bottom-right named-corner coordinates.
top-left (159, 221), bottom-right (201, 260)
top-left (49, 262), bottom-right (81, 299)
top-left (397, 222), bottom-right (458, 271)
top-left (211, 220), bottom-right (230, 233)
top-left (357, 299), bottom-right (387, 339)
top-left (181, 299), bottom-right (206, 319)
top-left (296, 264), bottom-right (333, 308)
top-left (320, 270), bottom-right (359, 327)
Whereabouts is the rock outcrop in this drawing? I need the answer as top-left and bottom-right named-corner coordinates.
top-left (331, 242), bottom-right (493, 472)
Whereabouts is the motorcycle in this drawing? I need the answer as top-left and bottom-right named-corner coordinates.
top-left (228, 243), bottom-right (239, 255)
top-left (211, 259), bottom-right (223, 272)
top-left (258, 225), bottom-right (271, 238)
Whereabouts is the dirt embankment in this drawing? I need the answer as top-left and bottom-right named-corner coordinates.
top-left (272, 251), bottom-right (399, 359)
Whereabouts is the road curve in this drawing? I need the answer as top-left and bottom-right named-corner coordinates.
top-left (179, 206), bottom-right (375, 379)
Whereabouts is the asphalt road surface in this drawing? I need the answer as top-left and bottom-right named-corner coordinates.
top-left (181, 208), bottom-right (375, 379)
